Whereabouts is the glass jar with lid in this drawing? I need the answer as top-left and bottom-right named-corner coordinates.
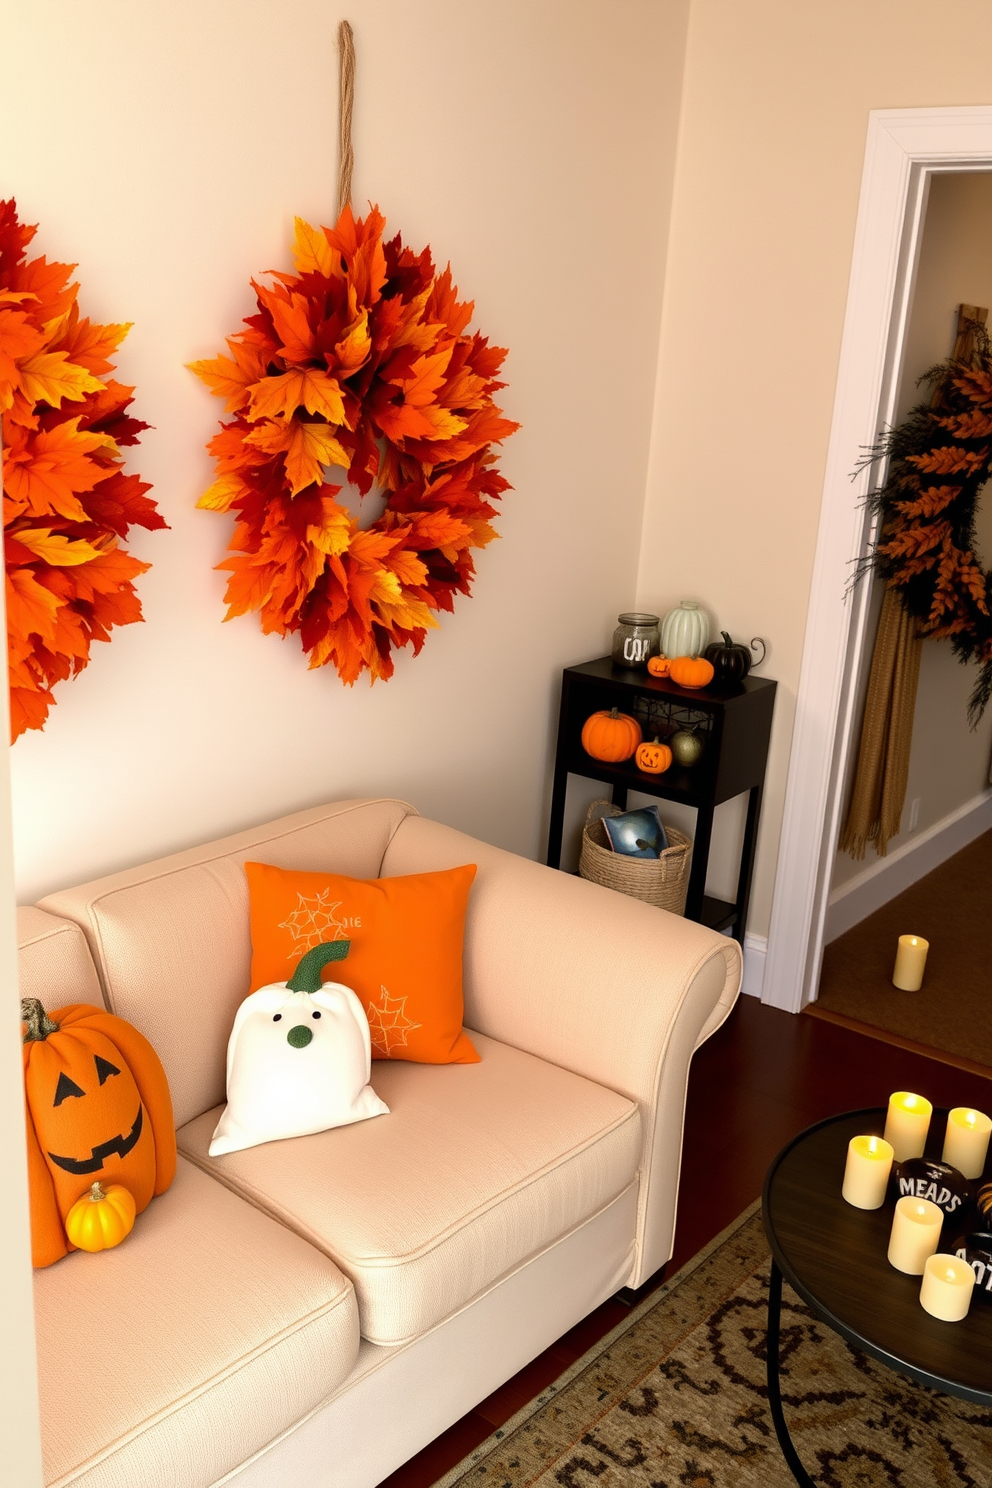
top-left (611, 612), bottom-right (661, 669)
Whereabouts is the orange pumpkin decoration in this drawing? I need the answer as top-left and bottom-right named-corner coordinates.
top-left (21, 997), bottom-right (176, 1268)
top-left (668, 656), bottom-right (715, 690)
top-left (646, 654), bottom-right (671, 678)
top-left (64, 1181), bottom-right (136, 1253)
top-left (635, 738), bottom-right (672, 775)
top-left (580, 707), bottom-right (642, 762)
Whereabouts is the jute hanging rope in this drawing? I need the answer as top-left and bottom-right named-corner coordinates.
top-left (337, 20), bottom-right (355, 216)
top-left (189, 20), bottom-right (518, 684)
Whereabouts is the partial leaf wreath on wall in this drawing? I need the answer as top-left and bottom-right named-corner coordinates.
top-left (863, 330), bottom-right (992, 723)
top-left (0, 200), bottom-right (165, 742)
top-left (190, 206), bottom-right (519, 684)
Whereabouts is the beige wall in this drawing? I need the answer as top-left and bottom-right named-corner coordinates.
top-left (636, 0), bottom-right (992, 938)
top-left (832, 172), bottom-right (992, 891)
top-left (2, 0), bottom-right (689, 902)
top-left (9, 1), bottom-right (992, 928)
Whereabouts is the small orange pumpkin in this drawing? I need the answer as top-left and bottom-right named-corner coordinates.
top-left (21, 996), bottom-right (176, 1268)
top-left (646, 654), bottom-right (671, 678)
top-left (64, 1181), bottom-right (136, 1253)
top-left (668, 656), bottom-right (715, 690)
top-left (580, 707), bottom-right (642, 762)
top-left (635, 738), bottom-right (672, 775)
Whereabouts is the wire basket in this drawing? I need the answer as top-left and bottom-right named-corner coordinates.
top-left (579, 801), bottom-right (691, 914)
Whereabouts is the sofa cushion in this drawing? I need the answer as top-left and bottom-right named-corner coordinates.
top-left (35, 1157), bottom-right (359, 1488)
top-left (38, 798), bottom-right (417, 1126)
top-left (178, 1033), bottom-right (641, 1346)
top-left (18, 906), bottom-right (105, 1011)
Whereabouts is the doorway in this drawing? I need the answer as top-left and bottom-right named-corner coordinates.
top-left (762, 107), bottom-right (992, 1017)
top-left (813, 172), bottom-right (992, 1063)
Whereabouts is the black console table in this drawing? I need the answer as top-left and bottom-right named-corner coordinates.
top-left (546, 657), bottom-right (776, 943)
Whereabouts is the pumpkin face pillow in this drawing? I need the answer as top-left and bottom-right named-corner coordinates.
top-left (21, 997), bottom-right (176, 1268)
top-left (209, 942), bottom-right (389, 1157)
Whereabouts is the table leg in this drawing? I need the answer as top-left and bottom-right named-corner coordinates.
top-left (683, 801), bottom-right (713, 921)
top-left (546, 764), bottom-right (569, 868)
top-left (766, 1259), bottom-right (817, 1487)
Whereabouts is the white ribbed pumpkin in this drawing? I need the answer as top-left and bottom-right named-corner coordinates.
top-left (660, 601), bottom-right (709, 659)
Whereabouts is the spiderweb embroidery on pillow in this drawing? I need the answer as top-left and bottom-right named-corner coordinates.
top-left (365, 986), bottom-right (421, 1057)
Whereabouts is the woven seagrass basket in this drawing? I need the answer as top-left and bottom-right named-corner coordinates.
top-left (579, 801), bottom-right (691, 914)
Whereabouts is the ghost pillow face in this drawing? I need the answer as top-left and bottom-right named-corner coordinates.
top-left (209, 942), bottom-right (388, 1157)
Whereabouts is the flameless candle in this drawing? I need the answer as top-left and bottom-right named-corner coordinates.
top-left (920, 1253), bottom-right (975, 1321)
top-left (842, 1134), bottom-right (895, 1209)
top-left (888, 1195), bottom-right (943, 1274)
top-left (942, 1107), bottom-right (992, 1181)
top-left (892, 934), bottom-right (929, 991)
top-left (884, 1091), bottom-right (933, 1161)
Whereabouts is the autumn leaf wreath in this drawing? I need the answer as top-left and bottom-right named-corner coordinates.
top-left (863, 331), bottom-right (992, 722)
top-left (190, 205), bottom-right (519, 684)
top-left (0, 200), bottom-right (165, 741)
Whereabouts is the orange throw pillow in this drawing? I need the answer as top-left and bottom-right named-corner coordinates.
top-left (245, 862), bottom-right (479, 1064)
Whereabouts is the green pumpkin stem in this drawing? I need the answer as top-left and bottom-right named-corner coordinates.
top-left (21, 997), bottom-right (60, 1043)
top-left (287, 941), bottom-right (351, 994)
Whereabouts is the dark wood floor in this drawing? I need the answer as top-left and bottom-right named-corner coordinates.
top-left (379, 995), bottom-right (992, 1488)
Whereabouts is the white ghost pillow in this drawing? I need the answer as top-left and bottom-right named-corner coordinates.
top-left (209, 941), bottom-right (389, 1156)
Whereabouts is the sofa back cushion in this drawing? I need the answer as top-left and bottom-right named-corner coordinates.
top-left (18, 906), bottom-right (105, 1012)
top-left (38, 799), bottom-right (416, 1127)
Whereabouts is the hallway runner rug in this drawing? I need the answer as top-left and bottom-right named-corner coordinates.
top-left (816, 827), bottom-right (992, 1070)
top-left (435, 1203), bottom-right (992, 1488)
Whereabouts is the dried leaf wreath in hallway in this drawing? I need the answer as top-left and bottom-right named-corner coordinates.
top-left (435, 1204), bottom-right (992, 1488)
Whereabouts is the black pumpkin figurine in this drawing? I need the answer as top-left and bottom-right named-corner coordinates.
top-left (703, 632), bottom-right (766, 684)
top-left (949, 1230), bottom-right (992, 1304)
top-left (891, 1157), bottom-right (972, 1223)
top-left (977, 1180), bottom-right (992, 1228)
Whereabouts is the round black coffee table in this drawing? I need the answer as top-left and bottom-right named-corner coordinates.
top-left (762, 1108), bottom-right (992, 1487)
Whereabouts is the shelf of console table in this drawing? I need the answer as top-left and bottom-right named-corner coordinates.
top-left (546, 657), bottom-right (777, 943)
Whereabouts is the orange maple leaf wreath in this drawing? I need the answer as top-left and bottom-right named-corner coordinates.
top-left (190, 205), bottom-right (519, 684)
top-left (0, 199), bottom-right (166, 742)
top-left (861, 336), bottom-right (992, 723)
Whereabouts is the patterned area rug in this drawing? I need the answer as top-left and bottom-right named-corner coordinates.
top-left (437, 1203), bottom-right (992, 1488)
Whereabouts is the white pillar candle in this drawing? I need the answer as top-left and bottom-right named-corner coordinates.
top-left (888, 1196), bottom-right (943, 1274)
top-left (920, 1253), bottom-right (975, 1321)
top-left (842, 1134), bottom-right (895, 1209)
top-left (942, 1107), bottom-right (992, 1181)
top-left (883, 1091), bottom-right (933, 1161)
top-left (892, 934), bottom-right (929, 991)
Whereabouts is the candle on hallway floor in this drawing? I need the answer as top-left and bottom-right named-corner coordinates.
top-left (893, 934), bottom-right (929, 991)
top-left (842, 1134), bottom-right (895, 1209)
top-left (884, 1091), bottom-right (933, 1161)
top-left (942, 1107), bottom-right (992, 1180)
top-left (888, 1196), bottom-right (943, 1274)
top-left (920, 1253), bottom-right (975, 1321)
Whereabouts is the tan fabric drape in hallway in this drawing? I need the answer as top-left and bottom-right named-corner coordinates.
top-left (839, 585), bottom-right (922, 859)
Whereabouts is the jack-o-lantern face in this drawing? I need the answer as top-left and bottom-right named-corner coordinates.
top-left (46, 1051), bottom-right (145, 1175)
top-left (635, 739), bottom-right (672, 775)
top-left (22, 998), bottom-right (176, 1269)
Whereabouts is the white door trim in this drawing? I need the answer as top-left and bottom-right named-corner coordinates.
top-left (762, 107), bottom-right (992, 1014)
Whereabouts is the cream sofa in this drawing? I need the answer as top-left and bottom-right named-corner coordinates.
top-left (21, 797), bottom-right (741, 1488)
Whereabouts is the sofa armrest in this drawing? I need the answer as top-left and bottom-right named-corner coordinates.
top-left (379, 816), bottom-right (741, 1285)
